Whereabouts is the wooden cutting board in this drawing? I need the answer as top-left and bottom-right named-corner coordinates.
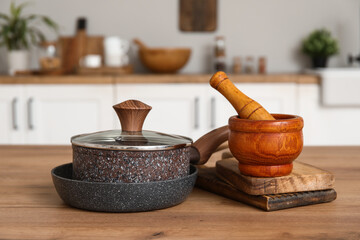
top-left (179, 0), bottom-right (217, 32)
top-left (59, 36), bottom-right (104, 74)
top-left (216, 158), bottom-right (335, 195)
top-left (196, 166), bottom-right (337, 211)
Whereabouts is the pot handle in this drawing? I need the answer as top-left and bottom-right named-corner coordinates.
top-left (190, 125), bottom-right (229, 165)
top-left (113, 100), bottom-right (152, 132)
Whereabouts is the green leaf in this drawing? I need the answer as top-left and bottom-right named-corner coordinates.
top-left (14, 2), bottom-right (30, 18)
top-left (10, 2), bottom-right (17, 17)
top-left (25, 14), bottom-right (38, 21)
top-left (41, 16), bottom-right (58, 32)
top-left (28, 28), bottom-right (37, 45)
top-left (0, 1), bottom-right (58, 50)
top-left (30, 27), bottom-right (46, 44)
top-left (302, 28), bottom-right (339, 57)
top-left (0, 13), bottom-right (10, 22)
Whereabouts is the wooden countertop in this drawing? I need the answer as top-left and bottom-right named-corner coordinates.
top-left (0, 74), bottom-right (319, 84)
top-left (0, 146), bottom-right (359, 239)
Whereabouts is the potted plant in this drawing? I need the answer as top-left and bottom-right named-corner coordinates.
top-left (302, 29), bottom-right (339, 68)
top-left (0, 2), bottom-right (58, 75)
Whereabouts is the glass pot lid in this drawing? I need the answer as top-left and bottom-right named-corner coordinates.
top-left (71, 100), bottom-right (193, 151)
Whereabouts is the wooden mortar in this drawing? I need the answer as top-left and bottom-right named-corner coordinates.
top-left (228, 114), bottom-right (303, 177)
top-left (210, 72), bottom-right (304, 177)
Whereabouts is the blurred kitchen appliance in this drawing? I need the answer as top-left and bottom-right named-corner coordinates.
top-left (104, 36), bottom-right (129, 67)
top-left (79, 54), bottom-right (102, 68)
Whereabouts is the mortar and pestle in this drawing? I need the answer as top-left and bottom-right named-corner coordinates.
top-left (210, 71), bottom-right (304, 177)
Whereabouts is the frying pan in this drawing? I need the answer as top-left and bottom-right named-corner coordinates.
top-left (52, 100), bottom-right (228, 212)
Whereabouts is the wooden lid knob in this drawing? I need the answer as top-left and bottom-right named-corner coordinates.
top-left (113, 100), bottom-right (152, 132)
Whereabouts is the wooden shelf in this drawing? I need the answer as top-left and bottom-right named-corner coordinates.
top-left (0, 74), bottom-right (319, 84)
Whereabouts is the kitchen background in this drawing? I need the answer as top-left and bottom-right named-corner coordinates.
top-left (1, 0), bottom-right (360, 147)
top-left (0, 0), bottom-right (359, 73)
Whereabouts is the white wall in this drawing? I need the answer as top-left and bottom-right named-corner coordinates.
top-left (0, 0), bottom-right (359, 74)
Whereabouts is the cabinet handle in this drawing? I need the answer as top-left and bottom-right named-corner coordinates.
top-left (27, 98), bottom-right (34, 130)
top-left (210, 97), bottom-right (216, 128)
top-left (194, 97), bottom-right (199, 130)
top-left (11, 98), bottom-right (18, 130)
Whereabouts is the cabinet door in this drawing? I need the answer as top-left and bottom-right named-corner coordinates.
top-left (115, 84), bottom-right (208, 140)
top-left (298, 84), bottom-right (360, 146)
top-left (24, 85), bottom-right (114, 145)
top-left (211, 83), bottom-right (298, 128)
top-left (0, 85), bottom-right (25, 144)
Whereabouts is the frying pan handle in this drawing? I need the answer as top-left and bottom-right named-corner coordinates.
top-left (190, 125), bottom-right (229, 165)
top-left (113, 100), bottom-right (152, 132)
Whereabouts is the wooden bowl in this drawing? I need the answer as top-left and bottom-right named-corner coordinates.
top-left (138, 48), bottom-right (191, 73)
top-left (228, 114), bottom-right (304, 177)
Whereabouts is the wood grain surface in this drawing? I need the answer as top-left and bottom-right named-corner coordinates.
top-left (59, 35), bottom-right (104, 74)
top-left (113, 99), bottom-right (152, 132)
top-left (228, 114), bottom-right (304, 177)
top-left (77, 65), bottom-right (133, 75)
top-left (179, 0), bottom-right (217, 32)
top-left (210, 71), bottom-right (275, 120)
top-left (216, 158), bottom-right (334, 195)
top-left (196, 166), bottom-right (337, 211)
top-left (0, 74), bottom-right (320, 84)
top-left (0, 146), bottom-right (359, 239)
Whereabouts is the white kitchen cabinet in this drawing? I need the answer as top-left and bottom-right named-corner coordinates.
top-left (115, 83), bottom-right (298, 141)
top-left (298, 84), bottom-right (360, 146)
top-left (0, 86), bottom-right (25, 144)
top-left (3, 79), bottom-right (359, 146)
top-left (209, 83), bottom-right (298, 129)
top-left (0, 84), bottom-right (114, 145)
top-left (115, 84), bottom-right (208, 140)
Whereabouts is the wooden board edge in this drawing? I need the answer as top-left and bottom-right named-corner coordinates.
top-left (196, 167), bottom-right (337, 211)
top-left (265, 189), bottom-right (337, 211)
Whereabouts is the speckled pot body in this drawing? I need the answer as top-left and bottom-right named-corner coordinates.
top-left (72, 145), bottom-right (191, 183)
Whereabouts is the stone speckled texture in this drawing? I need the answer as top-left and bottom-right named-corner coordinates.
top-left (72, 146), bottom-right (190, 183)
top-left (51, 163), bottom-right (197, 213)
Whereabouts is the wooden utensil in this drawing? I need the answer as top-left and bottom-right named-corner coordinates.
top-left (59, 18), bottom-right (104, 74)
top-left (196, 166), bottom-right (337, 211)
top-left (133, 38), bottom-right (147, 49)
top-left (133, 38), bottom-right (191, 73)
top-left (228, 113), bottom-right (303, 177)
top-left (209, 71), bottom-right (303, 177)
top-left (210, 71), bottom-right (275, 120)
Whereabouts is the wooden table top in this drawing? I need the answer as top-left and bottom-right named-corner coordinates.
top-left (0, 146), bottom-right (359, 239)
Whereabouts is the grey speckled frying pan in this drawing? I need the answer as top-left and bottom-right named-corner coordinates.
top-left (52, 163), bottom-right (197, 212)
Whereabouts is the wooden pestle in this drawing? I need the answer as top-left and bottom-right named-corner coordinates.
top-left (210, 71), bottom-right (275, 120)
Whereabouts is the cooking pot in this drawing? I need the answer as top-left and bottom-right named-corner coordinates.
top-left (71, 99), bottom-right (228, 183)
